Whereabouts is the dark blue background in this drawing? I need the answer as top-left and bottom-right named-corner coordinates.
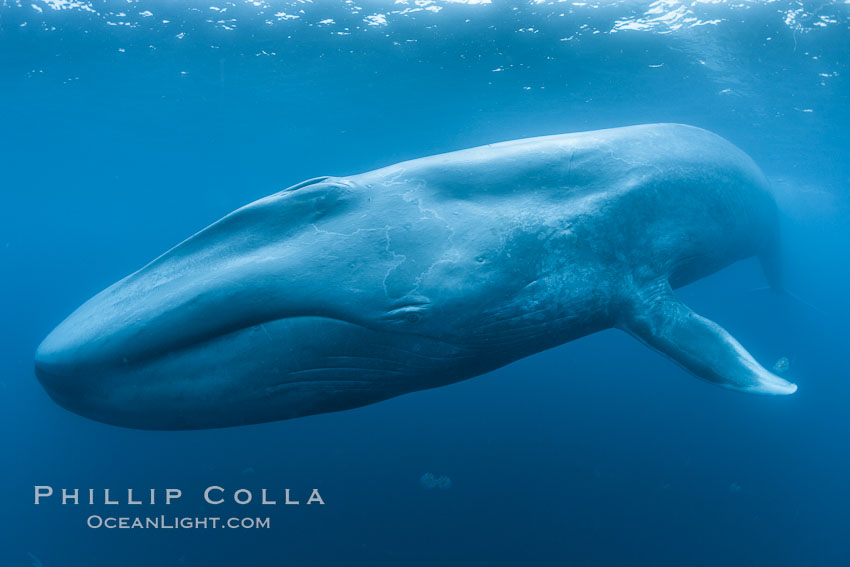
top-left (1, 1), bottom-right (848, 565)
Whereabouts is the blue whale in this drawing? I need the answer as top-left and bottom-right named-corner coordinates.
top-left (35, 124), bottom-right (797, 430)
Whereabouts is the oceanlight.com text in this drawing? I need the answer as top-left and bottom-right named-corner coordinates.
top-left (86, 515), bottom-right (271, 529)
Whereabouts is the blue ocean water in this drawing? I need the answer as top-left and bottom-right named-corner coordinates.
top-left (1, 1), bottom-right (849, 565)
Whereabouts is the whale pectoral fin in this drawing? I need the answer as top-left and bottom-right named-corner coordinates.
top-left (619, 280), bottom-right (797, 395)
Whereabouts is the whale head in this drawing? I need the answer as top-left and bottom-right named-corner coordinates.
top-left (35, 177), bottom-right (494, 429)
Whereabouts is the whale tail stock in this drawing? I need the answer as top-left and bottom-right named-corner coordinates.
top-left (618, 279), bottom-right (798, 395)
top-left (757, 228), bottom-right (828, 318)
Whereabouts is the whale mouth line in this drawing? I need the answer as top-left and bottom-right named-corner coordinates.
top-left (38, 313), bottom-right (371, 378)
top-left (161, 314), bottom-right (462, 366)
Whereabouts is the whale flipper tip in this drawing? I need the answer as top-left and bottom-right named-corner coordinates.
top-left (746, 374), bottom-right (797, 396)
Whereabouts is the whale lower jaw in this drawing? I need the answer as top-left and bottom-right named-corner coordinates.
top-left (35, 315), bottom-right (482, 430)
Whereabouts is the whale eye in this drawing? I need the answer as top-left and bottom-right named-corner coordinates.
top-left (404, 312), bottom-right (421, 323)
top-left (384, 301), bottom-right (430, 326)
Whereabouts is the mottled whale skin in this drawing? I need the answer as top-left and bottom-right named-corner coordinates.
top-left (35, 124), bottom-right (796, 430)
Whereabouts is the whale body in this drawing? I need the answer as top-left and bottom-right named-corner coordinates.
top-left (35, 124), bottom-right (797, 430)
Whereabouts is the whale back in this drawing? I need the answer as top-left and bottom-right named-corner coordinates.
top-left (350, 123), bottom-right (778, 290)
top-left (352, 124), bottom-right (767, 201)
